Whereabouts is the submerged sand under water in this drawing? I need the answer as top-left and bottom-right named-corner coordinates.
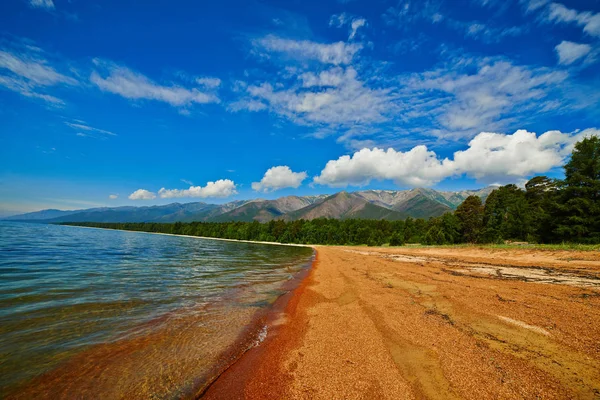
top-left (0, 222), bottom-right (313, 399)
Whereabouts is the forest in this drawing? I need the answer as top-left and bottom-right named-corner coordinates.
top-left (63, 136), bottom-right (599, 245)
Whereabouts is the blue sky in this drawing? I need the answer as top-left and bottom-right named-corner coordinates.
top-left (0, 0), bottom-right (599, 216)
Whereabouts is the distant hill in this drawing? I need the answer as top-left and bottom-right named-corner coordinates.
top-left (284, 192), bottom-right (407, 221)
top-left (391, 194), bottom-right (452, 219)
top-left (35, 203), bottom-right (214, 224)
top-left (211, 195), bottom-right (327, 223)
top-left (4, 187), bottom-right (496, 223)
top-left (4, 209), bottom-right (83, 221)
top-left (437, 187), bottom-right (495, 207)
top-left (354, 187), bottom-right (494, 213)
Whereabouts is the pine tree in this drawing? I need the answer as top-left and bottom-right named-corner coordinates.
top-left (455, 195), bottom-right (483, 243)
top-left (525, 176), bottom-right (559, 242)
top-left (554, 136), bottom-right (600, 243)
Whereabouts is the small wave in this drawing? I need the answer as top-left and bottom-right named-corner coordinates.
top-left (252, 325), bottom-right (268, 348)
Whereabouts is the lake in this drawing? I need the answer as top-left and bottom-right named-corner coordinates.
top-left (0, 221), bottom-right (313, 398)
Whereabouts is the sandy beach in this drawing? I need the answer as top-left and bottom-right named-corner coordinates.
top-left (204, 245), bottom-right (600, 399)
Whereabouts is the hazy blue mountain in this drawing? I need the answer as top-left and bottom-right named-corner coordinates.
top-left (4, 209), bottom-right (83, 221)
top-left (4, 187), bottom-right (495, 223)
top-left (41, 203), bottom-right (214, 223)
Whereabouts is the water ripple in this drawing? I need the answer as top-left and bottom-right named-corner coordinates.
top-left (0, 221), bottom-right (312, 394)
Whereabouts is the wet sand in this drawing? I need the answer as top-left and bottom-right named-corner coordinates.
top-left (204, 246), bottom-right (600, 399)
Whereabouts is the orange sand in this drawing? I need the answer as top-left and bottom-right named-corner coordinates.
top-left (204, 246), bottom-right (600, 399)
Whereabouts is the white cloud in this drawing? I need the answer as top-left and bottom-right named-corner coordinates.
top-left (555, 41), bottom-right (592, 65)
top-left (520, 0), bottom-right (550, 13)
top-left (402, 58), bottom-right (568, 137)
top-left (314, 146), bottom-right (452, 187)
top-left (0, 75), bottom-right (64, 104)
top-left (444, 19), bottom-right (524, 43)
top-left (128, 189), bottom-right (156, 200)
top-left (65, 121), bottom-right (116, 138)
top-left (233, 66), bottom-right (392, 130)
top-left (467, 23), bottom-right (486, 36)
top-left (195, 77), bottom-right (221, 88)
top-left (0, 48), bottom-right (77, 104)
top-left (300, 67), bottom-right (347, 87)
top-left (383, 1), bottom-right (444, 26)
top-left (254, 35), bottom-right (362, 65)
top-left (251, 166), bottom-right (308, 192)
top-left (329, 13), bottom-right (350, 27)
top-left (238, 30), bottom-right (583, 148)
top-left (384, 2), bottom-right (522, 44)
top-left (329, 13), bottom-right (367, 40)
top-left (29, 0), bottom-right (54, 10)
top-left (546, 3), bottom-right (600, 38)
top-left (90, 60), bottom-right (220, 107)
top-left (109, 194), bottom-right (118, 200)
top-left (0, 51), bottom-right (76, 86)
top-left (158, 179), bottom-right (237, 198)
top-left (450, 129), bottom-right (594, 181)
top-left (313, 128), bottom-right (599, 187)
top-left (349, 18), bottom-right (367, 40)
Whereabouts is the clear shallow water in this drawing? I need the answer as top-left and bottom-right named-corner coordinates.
top-left (0, 222), bottom-right (313, 398)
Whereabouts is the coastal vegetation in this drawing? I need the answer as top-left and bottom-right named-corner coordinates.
top-left (62, 136), bottom-right (600, 245)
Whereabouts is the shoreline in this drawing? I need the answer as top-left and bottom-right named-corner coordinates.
top-left (198, 252), bottom-right (317, 398)
top-left (5, 224), bottom-right (316, 399)
top-left (8, 224), bottom-right (600, 397)
top-left (191, 251), bottom-right (316, 397)
top-left (60, 224), bottom-right (314, 248)
top-left (202, 245), bottom-right (600, 398)
top-left (201, 248), bottom-right (319, 399)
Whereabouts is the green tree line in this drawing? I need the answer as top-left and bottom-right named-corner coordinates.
top-left (62, 136), bottom-right (600, 245)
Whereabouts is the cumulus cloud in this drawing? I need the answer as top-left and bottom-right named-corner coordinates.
top-left (313, 128), bottom-right (599, 187)
top-left (253, 35), bottom-right (362, 65)
top-left (546, 3), bottom-right (600, 38)
top-left (29, 0), bottom-right (54, 9)
top-left (91, 60), bottom-right (220, 107)
top-left (108, 194), bottom-right (118, 199)
top-left (158, 179), bottom-right (237, 198)
top-left (449, 129), bottom-right (593, 181)
top-left (128, 189), bottom-right (156, 200)
top-left (555, 41), bottom-right (592, 65)
top-left (314, 146), bottom-right (452, 187)
top-left (251, 166), bottom-right (308, 192)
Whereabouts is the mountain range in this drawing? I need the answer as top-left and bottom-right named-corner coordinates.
top-left (4, 187), bottom-right (494, 223)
